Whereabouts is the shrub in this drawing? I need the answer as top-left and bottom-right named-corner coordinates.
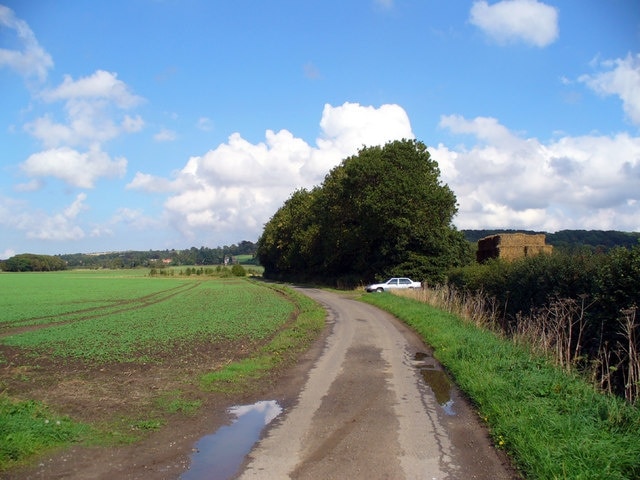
top-left (231, 264), bottom-right (246, 277)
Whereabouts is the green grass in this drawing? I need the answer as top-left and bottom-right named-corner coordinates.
top-left (154, 390), bottom-right (201, 415)
top-left (362, 293), bottom-right (640, 480)
top-left (0, 394), bottom-right (90, 470)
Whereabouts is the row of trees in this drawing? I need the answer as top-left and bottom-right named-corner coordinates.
top-left (58, 242), bottom-right (257, 269)
top-left (1, 242), bottom-right (257, 271)
top-left (257, 139), bottom-right (474, 286)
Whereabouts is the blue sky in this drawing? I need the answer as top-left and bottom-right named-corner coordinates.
top-left (1, 0), bottom-right (639, 257)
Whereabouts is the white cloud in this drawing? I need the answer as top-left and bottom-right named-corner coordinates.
top-left (21, 146), bottom-right (127, 188)
top-left (0, 248), bottom-right (16, 260)
top-left (373, 0), bottom-right (394, 9)
top-left (14, 179), bottom-right (43, 192)
top-left (122, 115), bottom-right (145, 133)
top-left (42, 70), bottom-right (143, 108)
top-left (469, 0), bottom-right (559, 47)
top-left (432, 115), bottom-right (640, 232)
top-left (579, 53), bottom-right (640, 126)
top-left (128, 102), bottom-right (414, 240)
top-left (0, 193), bottom-right (87, 242)
top-left (0, 5), bottom-right (53, 81)
top-left (25, 71), bottom-right (145, 148)
top-left (197, 117), bottom-right (213, 131)
top-left (18, 70), bottom-right (143, 187)
top-left (154, 128), bottom-right (177, 142)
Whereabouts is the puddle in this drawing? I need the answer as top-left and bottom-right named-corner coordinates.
top-left (180, 400), bottom-right (282, 480)
top-left (414, 352), bottom-right (456, 416)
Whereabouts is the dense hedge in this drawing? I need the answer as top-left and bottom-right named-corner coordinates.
top-left (447, 246), bottom-right (640, 399)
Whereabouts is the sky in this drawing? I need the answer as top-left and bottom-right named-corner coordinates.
top-left (1, 0), bottom-right (639, 258)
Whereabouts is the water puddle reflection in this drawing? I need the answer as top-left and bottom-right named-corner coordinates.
top-left (180, 400), bottom-right (282, 480)
top-left (413, 352), bottom-right (456, 416)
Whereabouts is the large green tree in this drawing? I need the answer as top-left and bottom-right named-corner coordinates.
top-left (257, 139), bottom-right (473, 284)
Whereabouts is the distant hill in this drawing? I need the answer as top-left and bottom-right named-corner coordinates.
top-left (462, 229), bottom-right (640, 252)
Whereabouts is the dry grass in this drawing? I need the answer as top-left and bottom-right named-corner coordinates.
top-left (397, 286), bottom-right (640, 404)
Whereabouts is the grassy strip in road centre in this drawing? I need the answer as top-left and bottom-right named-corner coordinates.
top-left (362, 293), bottom-right (640, 480)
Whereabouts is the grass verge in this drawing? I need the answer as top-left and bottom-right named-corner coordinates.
top-left (361, 293), bottom-right (640, 480)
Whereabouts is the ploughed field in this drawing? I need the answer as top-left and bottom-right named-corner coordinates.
top-left (0, 270), bottom-right (302, 472)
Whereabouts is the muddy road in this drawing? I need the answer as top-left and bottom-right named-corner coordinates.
top-left (236, 288), bottom-right (516, 479)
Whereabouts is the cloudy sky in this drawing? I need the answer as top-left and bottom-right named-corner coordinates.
top-left (1, 1), bottom-right (639, 257)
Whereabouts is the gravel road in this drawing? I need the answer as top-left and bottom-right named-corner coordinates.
top-left (237, 288), bottom-right (517, 480)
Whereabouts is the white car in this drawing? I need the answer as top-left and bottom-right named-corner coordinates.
top-left (365, 277), bottom-right (421, 293)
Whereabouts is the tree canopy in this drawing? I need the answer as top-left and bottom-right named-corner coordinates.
top-left (0, 254), bottom-right (67, 272)
top-left (257, 139), bottom-right (473, 285)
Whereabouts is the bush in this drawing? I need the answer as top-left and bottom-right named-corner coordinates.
top-left (231, 264), bottom-right (246, 277)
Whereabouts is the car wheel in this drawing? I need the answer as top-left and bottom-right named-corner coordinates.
top-left (376, 287), bottom-right (384, 293)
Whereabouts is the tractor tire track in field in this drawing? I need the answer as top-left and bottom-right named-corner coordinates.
top-left (0, 281), bottom-right (201, 339)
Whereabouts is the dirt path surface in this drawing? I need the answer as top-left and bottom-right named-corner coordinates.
top-left (237, 288), bottom-right (516, 479)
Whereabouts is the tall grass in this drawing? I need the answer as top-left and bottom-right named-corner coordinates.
top-left (400, 285), bottom-right (640, 405)
top-left (363, 292), bottom-right (640, 479)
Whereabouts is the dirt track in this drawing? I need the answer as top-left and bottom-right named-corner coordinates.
top-left (236, 287), bottom-right (516, 479)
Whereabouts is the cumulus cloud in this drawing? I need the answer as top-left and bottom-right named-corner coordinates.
top-left (21, 147), bottom-right (127, 188)
top-left (432, 114), bottom-right (640, 232)
top-left (19, 70), bottom-right (143, 187)
top-left (469, 0), bottom-right (559, 47)
top-left (41, 70), bottom-right (143, 107)
top-left (25, 70), bottom-right (145, 148)
top-left (128, 102), bottom-right (414, 240)
top-left (0, 5), bottom-right (53, 81)
top-left (0, 193), bottom-right (87, 242)
top-left (579, 53), bottom-right (640, 126)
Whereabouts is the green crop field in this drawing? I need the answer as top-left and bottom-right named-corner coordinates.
top-left (0, 270), bottom-right (294, 363)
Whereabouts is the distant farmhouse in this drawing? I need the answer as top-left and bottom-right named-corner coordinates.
top-left (477, 233), bottom-right (553, 263)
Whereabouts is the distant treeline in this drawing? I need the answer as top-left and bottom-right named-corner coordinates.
top-left (463, 229), bottom-right (640, 252)
top-left (0, 241), bottom-right (257, 271)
